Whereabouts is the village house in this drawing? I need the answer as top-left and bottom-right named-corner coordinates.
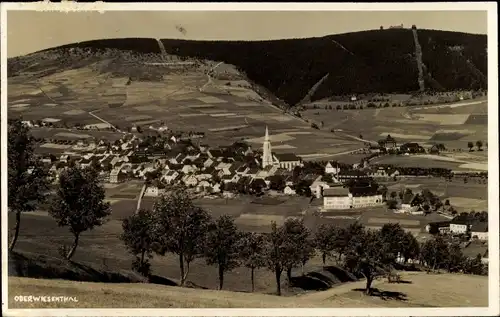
top-left (400, 193), bottom-right (422, 214)
top-left (182, 174), bottom-right (199, 187)
top-left (367, 166), bottom-right (400, 179)
top-left (109, 168), bottom-right (126, 183)
top-left (59, 154), bottom-right (70, 163)
top-left (470, 222), bottom-right (488, 240)
top-left (310, 176), bottom-right (332, 198)
top-left (181, 164), bottom-right (197, 174)
top-left (162, 170), bottom-right (179, 184)
top-left (425, 221), bottom-right (451, 234)
top-left (450, 219), bottom-right (470, 235)
top-left (235, 164), bottom-right (250, 175)
top-left (325, 161), bottom-right (342, 175)
top-left (144, 185), bottom-right (161, 197)
top-left (203, 157), bottom-right (217, 169)
top-left (284, 185), bottom-right (296, 195)
top-left (378, 135), bottom-right (397, 150)
top-left (196, 180), bottom-right (212, 193)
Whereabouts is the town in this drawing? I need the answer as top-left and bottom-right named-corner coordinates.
top-left (21, 118), bottom-right (489, 245)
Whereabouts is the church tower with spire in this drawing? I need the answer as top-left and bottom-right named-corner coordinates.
top-left (262, 126), bottom-right (273, 168)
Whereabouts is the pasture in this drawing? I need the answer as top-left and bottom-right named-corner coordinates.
top-left (300, 99), bottom-right (488, 152)
top-left (381, 177), bottom-right (488, 212)
top-left (8, 65), bottom-right (364, 158)
top-left (371, 153), bottom-right (488, 171)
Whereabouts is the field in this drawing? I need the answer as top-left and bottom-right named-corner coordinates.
top-left (371, 151), bottom-right (488, 172)
top-left (301, 98), bottom-right (488, 152)
top-left (380, 177), bottom-right (488, 213)
top-left (8, 64), bottom-right (363, 158)
top-left (8, 271), bottom-right (488, 308)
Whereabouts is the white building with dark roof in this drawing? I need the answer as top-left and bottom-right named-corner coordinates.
top-left (322, 186), bottom-right (383, 210)
top-left (470, 222), bottom-right (488, 240)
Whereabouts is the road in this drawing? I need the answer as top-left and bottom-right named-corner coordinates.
top-left (199, 61), bottom-right (223, 92)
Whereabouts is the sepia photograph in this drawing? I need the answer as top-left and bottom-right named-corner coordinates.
top-left (1, 2), bottom-right (498, 316)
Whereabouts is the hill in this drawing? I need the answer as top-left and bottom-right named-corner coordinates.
top-left (8, 28), bottom-right (487, 107)
top-left (8, 271), bottom-right (488, 308)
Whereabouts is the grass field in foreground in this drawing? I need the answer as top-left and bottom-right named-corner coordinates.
top-left (8, 272), bottom-right (488, 308)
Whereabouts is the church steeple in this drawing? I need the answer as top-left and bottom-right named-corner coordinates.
top-left (262, 126), bottom-right (273, 168)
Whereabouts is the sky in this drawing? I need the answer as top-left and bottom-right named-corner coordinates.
top-left (7, 10), bottom-right (488, 57)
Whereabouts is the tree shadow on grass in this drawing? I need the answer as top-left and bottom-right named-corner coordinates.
top-left (394, 279), bottom-right (413, 284)
top-left (148, 274), bottom-right (178, 287)
top-left (290, 266), bottom-right (358, 291)
top-left (353, 287), bottom-right (408, 301)
top-left (9, 251), bottom-right (142, 283)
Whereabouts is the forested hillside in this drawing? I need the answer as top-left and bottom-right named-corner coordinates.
top-left (8, 29), bottom-right (487, 106)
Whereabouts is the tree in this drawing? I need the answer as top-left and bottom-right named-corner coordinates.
top-left (390, 191), bottom-right (397, 199)
top-left (475, 140), bottom-right (483, 151)
top-left (280, 218), bottom-right (313, 282)
top-left (400, 232), bottom-right (420, 264)
top-left (446, 242), bottom-right (465, 273)
top-left (378, 185), bottom-right (388, 201)
top-left (467, 141), bottom-right (474, 151)
top-left (151, 189), bottom-right (212, 286)
top-left (264, 222), bottom-right (287, 295)
top-left (344, 228), bottom-right (391, 295)
top-left (386, 200), bottom-right (398, 209)
top-left (49, 165), bottom-right (111, 260)
top-left (379, 223), bottom-right (406, 262)
top-left (420, 236), bottom-right (449, 272)
top-left (314, 223), bottom-right (337, 265)
top-left (238, 232), bottom-right (266, 292)
top-left (295, 180), bottom-right (312, 197)
top-left (322, 173), bottom-right (333, 184)
top-left (204, 215), bottom-right (241, 290)
top-left (268, 175), bottom-right (286, 191)
top-left (333, 222), bottom-right (364, 262)
top-left (8, 119), bottom-right (50, 251)
top-left (120, 209), bottom-right (156, 276)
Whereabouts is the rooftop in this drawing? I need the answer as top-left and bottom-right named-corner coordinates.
top-left (323, 186), bottom-right (350, 197)
top-left (470, 221), bottom-right (488, 233)
top-left (273, 153), bottom-right (301, 162)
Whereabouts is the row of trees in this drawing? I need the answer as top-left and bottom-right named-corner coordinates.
top-left (121, 190), bottom-right (487, 296)
top-left (467, 141), bottom-right (485, 151)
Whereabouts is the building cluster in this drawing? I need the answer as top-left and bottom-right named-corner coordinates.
top-left (426, 219), bottom-right (488, 241)
top-left (40, 127), bottom-right (307, 197)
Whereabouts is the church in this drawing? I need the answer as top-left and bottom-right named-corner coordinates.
top-left (262, 126), bottom-right (302, 171)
